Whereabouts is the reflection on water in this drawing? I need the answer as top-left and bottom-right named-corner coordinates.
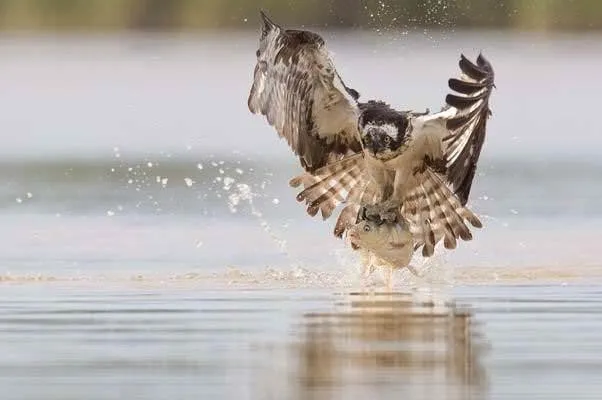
top-left (1, 30), bottom-right (601, 400)
top-left (0, 287), bottom-right (489, 400)
top-left (2, 285), bottom-right (602, 399)
top-left (290, 292), bottom-right (487, 400)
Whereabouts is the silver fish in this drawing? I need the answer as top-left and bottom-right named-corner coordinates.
top-left (347, 217), bottom-right (417, 288)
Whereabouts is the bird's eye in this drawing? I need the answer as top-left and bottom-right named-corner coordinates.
top-left (384, 136), bottom-right (391, 145)
top-left (363, 224), bottom-right (371, 232)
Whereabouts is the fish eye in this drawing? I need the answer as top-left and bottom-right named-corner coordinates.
top-left (363, 223), bottom-right (371, 232)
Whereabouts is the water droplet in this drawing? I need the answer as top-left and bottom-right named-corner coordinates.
top-left (26, 192), bottom-right (32, 199)
top-left (107, 210), bottom-right (115, 216)
top-left (272, 198), bottom-right (280, 205)
top-left (197, 163), bottom-right (203, 170)
top-left (184, 178), bottom-right (194, 187)
top-left (147, 162), bottom-right (153, 168)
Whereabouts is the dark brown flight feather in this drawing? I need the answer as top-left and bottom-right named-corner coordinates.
top-left (443, 53), bottom-right (495, 206)
top-left (248, 11), bottom-right (364, 173)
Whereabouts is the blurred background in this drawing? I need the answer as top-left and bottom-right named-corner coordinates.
top-left (1, 0), bottom-right (600, 272)
top-left (0, 0), bottom-right (602, 31)
top-left (2, 2), bottom-right (602, 400)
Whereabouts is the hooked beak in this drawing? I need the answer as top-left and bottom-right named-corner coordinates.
top-left (364, 134), bottom-right (388, 156)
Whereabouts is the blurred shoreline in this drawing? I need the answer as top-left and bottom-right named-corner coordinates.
top-left (0, 1), bottom-right (601, 33)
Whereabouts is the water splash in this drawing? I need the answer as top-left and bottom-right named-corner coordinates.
top-left (226, 181), bottom-right (289, 256)
top-left (362, 0), bottom-right (455, 46)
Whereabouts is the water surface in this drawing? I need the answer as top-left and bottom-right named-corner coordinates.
top-left (1, 31), bottom-right (601, 399)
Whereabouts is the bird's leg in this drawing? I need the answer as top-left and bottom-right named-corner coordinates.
top-left (359, 204), bottom-right (369, 221)
top-left (362, 199), bottom-right (401, 224)
top-left (360, 204), bottom-right (381, 223)
top-left (380, 207), bottom-right (401, 225)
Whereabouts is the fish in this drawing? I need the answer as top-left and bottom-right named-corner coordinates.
top-left (346, 217), bottom-right (417, 289)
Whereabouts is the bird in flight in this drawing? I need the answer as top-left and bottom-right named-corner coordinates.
top-left (248, 11), bottom-right (495, 258)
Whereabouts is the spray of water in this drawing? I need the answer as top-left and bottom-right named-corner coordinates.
top-left (362, 0), bottom-right (455, 46)
top-left (223, 174), bottom-right (295, 262)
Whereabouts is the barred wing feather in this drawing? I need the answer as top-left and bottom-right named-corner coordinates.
top-left (248, 11), bottom-right (362, 173)
top-left (290, 154), bottom-right (482, 257)
top-left (442, 53), bottom-right (495, 205)
top-left (290, 154), bottom-right (379, 238)
top-left (400, 168), bottom-right (482, 257)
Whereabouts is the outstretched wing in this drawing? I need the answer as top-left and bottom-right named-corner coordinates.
top-left (290, 155), bottom-right (482, 257)
top-left (413, 53), bottom-right (495, 205)
top-left (248, 11), bottom-right (363, 173)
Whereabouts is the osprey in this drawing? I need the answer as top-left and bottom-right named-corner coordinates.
top-left (248, 11), bottom-right (495, 257)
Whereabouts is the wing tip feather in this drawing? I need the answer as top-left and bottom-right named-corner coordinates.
top-left (259, 10), bottom-right (279, 31)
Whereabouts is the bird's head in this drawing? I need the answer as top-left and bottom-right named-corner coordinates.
top-left (358, 113), bottom-right (409, 161)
